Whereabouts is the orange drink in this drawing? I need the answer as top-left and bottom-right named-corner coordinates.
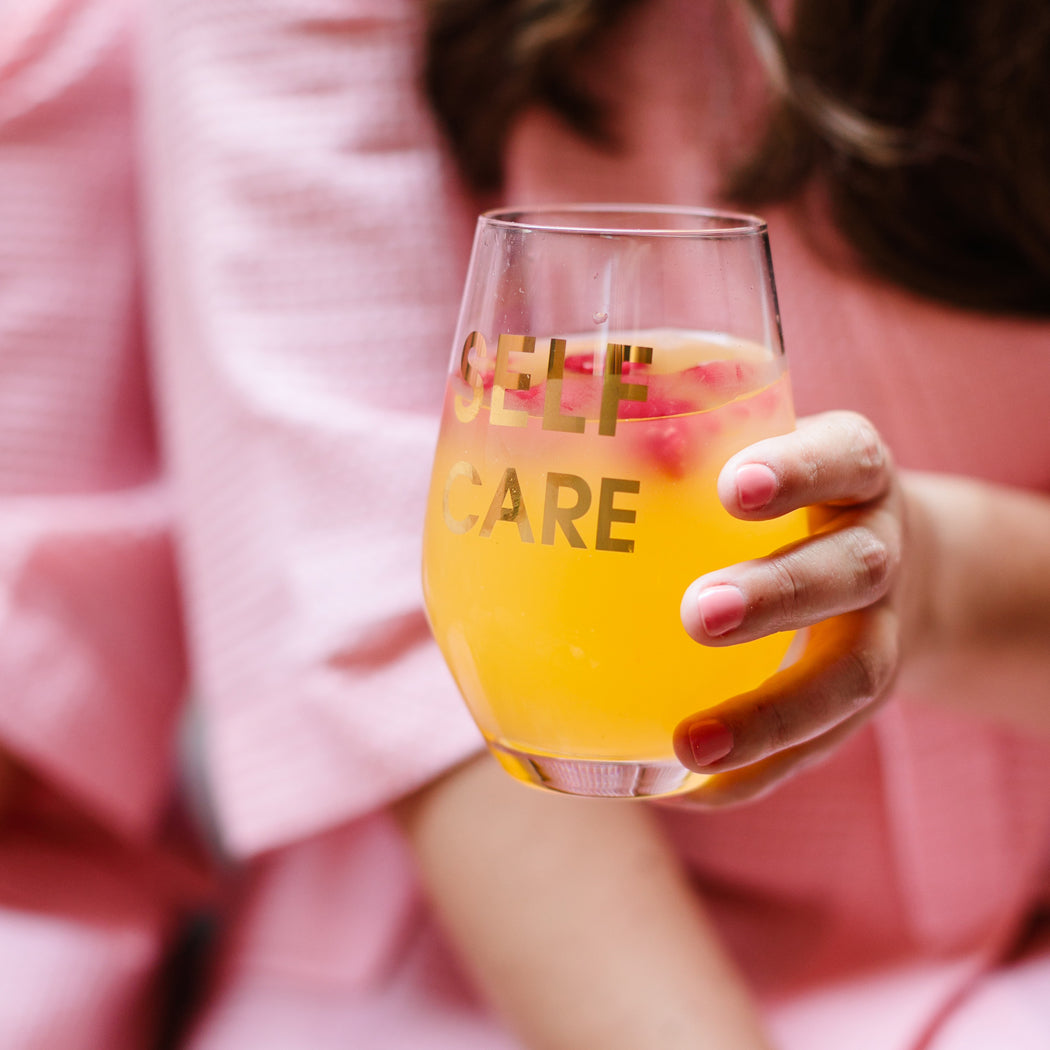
top-left (424, 328), bottom-right (806, 795)
top-left (422, 205), bottom-right (800, 797)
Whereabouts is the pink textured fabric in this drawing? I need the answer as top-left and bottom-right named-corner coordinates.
top-left (0, 2), bottom-right (191, 1045)
top-left (0, 794), bottom-right (205, 1049)
top-left (0, 0), bottom-right (184, 837)
top-left (5, 0), bottom-right (1036, 1046)
top-left (137, 0), bottom-right (1050, 1047)
top-left (139, 0), bottom-right (485, 857)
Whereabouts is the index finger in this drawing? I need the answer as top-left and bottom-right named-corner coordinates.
top-left (719, 411), bottom-right (894, 519)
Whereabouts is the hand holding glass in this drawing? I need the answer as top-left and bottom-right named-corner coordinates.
top-left (423, 206), bottom-right (806, 798)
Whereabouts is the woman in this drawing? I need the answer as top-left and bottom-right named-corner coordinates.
top-left (141, 0), bottom-right (1050, 1047)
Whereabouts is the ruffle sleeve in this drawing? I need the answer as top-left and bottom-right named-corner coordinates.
top-left (139, 0), bottom-right (485, 855)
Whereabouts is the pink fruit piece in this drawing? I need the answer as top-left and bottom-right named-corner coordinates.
top-left (562, 355), bottom-right (595, 375)
top-left (561, 355), bottom-right (646, 376)
top-left (504, 380), bottom-right (547, 415)
top-left (753, 386), bottom-right (782, 417)
top-left (726, 402), bottom-right (751, 424)
top-left (618, 395), bottom-right (693, 419)
top-left (684, 360), bottom-right (756, 408)
top-left (558, 380), bottom-right (601, 418)
top-left (640, 418), bottom-right (692, 478)
top-left (686, 360), bottom-right (742, 385)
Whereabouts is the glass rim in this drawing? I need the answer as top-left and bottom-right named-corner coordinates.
top-left (479, 203), bottom-right (768, 238)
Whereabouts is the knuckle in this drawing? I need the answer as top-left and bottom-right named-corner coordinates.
top-left (796, 412), bottom-right (890, 499)
top-left (796, 429), bottom-right (827, 488)
top-left (843, 640), bottom-right (894, 703)
top-left (754, 695), bottom-right (794, 753)
top-left (765, 553), bottom-right (807, 619)
top-left (844, 526), bottom-right (894, 597)
top-left (842, 413), bottom-right (888, 484)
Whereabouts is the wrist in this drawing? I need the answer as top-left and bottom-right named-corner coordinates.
top-left (895, 470), bottom-right (1050, 722)
top-left (897, 470), bottom-right (947, 666)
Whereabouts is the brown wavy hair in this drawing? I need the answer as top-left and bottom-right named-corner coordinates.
top-left (423, 0), bottom-right (1050, 316)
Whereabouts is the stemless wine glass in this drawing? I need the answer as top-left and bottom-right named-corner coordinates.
top-left (422, 204), bottom-right (807, 798)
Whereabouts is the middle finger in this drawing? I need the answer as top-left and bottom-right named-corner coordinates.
top-left (681, 503), bottom-right (902, 645)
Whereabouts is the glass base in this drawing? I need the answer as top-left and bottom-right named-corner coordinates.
top-left (488, 739), bottom-right (701, 799)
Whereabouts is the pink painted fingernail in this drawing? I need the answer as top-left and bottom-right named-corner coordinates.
top-left (687, 719), bottom-right (734, 767)
top-left (736, 463), bottom-right (778, 510)
top-left (697, 584), bottom-right (746, 637)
